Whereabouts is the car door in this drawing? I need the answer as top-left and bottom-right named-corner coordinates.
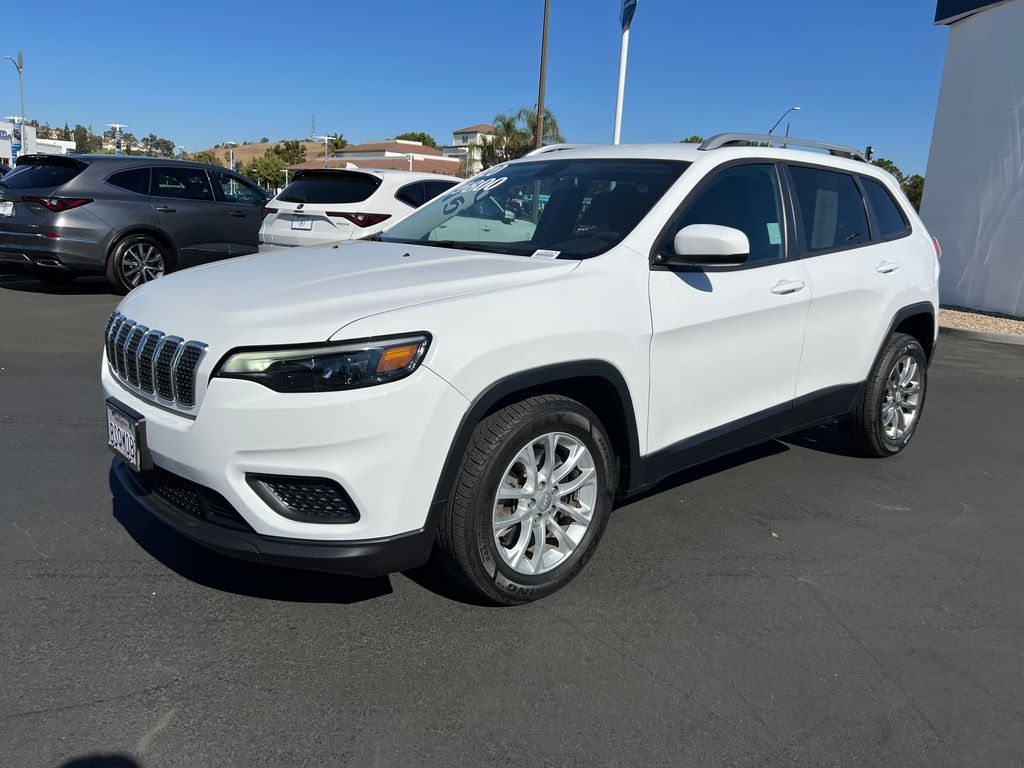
top-left (785, 164), bottom-right (910, 401)
top-left (647, 162), bottom-right (811, 460)
top-left (209, 170), bottom-right (267, 254)
top-left (150, 165), bottom-right (229, 266)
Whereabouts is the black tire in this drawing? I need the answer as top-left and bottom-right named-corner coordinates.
top-left (437, 395), bottom-right (616, 605)
top-left (106, 234), bottom-right (173, 294)
top-left (841, 333), bottom-right (928, 458)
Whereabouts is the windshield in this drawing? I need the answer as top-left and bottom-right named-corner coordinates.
top-left (380, 158), bottom-right (688, 258)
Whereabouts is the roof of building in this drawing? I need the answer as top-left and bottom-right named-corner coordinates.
top-left (935, 0), bottom-right (1013, 24)
top-left (336, 140), bottom-right (444, 157)
top-left (452, 123), bottom-right (494, 135)
top-left (288, 157), bottom-right (461, 175)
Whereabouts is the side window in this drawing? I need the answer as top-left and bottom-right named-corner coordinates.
top-left (860, 177), bottom-right (910, 239)
top-left (788, 166), bottom-right (870, 252)
top-left (395, 182), bottom-right (425, 208)
top-left (423, 180), bottom-right (457, 201)
top-left (151, 167), bottom-right (214, 201)
top-left (661, 163), bottom-right (785, 264)
top-left (210, 170), bottom-right (265, 206)
top-left (107, 168), bottom-right (150, 195)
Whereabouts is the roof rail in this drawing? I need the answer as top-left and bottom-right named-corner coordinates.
top-left (523, 143), bottom-right (594, 157)
top-left (698, 133), bottom-right (868, 163)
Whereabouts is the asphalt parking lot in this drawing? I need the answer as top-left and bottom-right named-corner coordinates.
top-left (2, 272), bottom-right (1023, 768)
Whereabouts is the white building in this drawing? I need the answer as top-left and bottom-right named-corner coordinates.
top-left (441, 123), bottom-right (495, 175)
top-left (328, 139), bottom-right (461, 175)
top-left (0, 118), bottom-right (36, 167)
top-left (922, 0), bottom-right (1024, 317)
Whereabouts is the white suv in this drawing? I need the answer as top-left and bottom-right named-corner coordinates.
top-left (102, 134), bottom-right (940, 604)
top-left (260, 168), bottom-right (460, 247)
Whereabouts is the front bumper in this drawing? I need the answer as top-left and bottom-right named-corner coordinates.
top-left (101, 356), bottom-right (470, 543)
top-left (110, 459), bottom-right (440, 575)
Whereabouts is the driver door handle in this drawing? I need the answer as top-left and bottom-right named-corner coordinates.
top-left (770, 279), bottom-right (805, 295)
top-left (876, 261), bottom-right (901, 274)
top-left (154, 206), bottom-right (176, 213)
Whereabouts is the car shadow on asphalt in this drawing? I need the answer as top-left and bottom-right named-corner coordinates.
top-left (111, 494), bottom-right (395, 605)
top-left (60, 755), bottom-right (140, 768)
top-left (780, 422), bottom-right (859, 457)
top-left (0, 273), bottom-right (116, 295)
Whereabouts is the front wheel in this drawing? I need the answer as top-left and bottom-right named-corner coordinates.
top-left (842, 333), bottom-right (928, 457)
top-left (437, 395), bottom-right (616, 605)
top-left (106, 235), bottom-right (172, 293)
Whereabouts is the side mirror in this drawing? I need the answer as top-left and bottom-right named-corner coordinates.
top-left (660, 224), bottom-right (749, 267)
top-left (503, 209), bottom-right (516, 224)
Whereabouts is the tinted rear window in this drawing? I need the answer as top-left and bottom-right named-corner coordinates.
top-left (108, 168), bottom-right (150, 195)
top-left (861, 177), bottom-right (910, 238)
top-left (3, 160), bottom-right (86, 189)
top-left (277, 172), bottom-right (380, 204)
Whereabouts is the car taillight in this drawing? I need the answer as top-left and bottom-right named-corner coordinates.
top-left (22, 196), bottom-right (92, 212)
top-left (331, 212), bottom-right (392, 227)
top-left (932, 236), bottom-right (942, 260)
top-left (262, 207), bottom-right (278, 219)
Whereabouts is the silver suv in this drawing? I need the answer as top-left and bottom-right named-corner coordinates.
top-left (0, 154), bottom-right (268, 292)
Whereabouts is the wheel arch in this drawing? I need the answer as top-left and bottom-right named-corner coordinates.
top-left (430, 361), bottom-right (644, 511)
top-left (105, 226), bottom-right (176, 268)
top-left (892, 305), bottom-right (937, 362)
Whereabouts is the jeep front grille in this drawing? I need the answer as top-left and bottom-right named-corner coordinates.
top-left (105, 311), bottom-right (208, 411)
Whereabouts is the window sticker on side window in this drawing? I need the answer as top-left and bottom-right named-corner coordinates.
top-left (811, 189), bottom-right (838, 250)
top-left (766, 222), bottom-right (782, 246)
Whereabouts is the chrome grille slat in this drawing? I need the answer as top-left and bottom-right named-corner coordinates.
top-left (104, 311), bottom-right (206, 412)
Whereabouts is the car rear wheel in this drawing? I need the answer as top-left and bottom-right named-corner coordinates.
top-left (437, 395), bottom-right (616, 605)
top-left (107, 234), bottom-right (172, 293)
top-left (841, 333), bottom-right (928, 457)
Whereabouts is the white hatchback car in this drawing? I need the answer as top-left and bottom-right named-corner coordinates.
top-left (260, 168), bottom-right (460, 246)
top-left (102, 134), bottom-right (940, 604)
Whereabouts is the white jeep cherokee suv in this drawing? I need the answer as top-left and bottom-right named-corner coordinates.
top-left (102, 134), bottom-right (940, 604)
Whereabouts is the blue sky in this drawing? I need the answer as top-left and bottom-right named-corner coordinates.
top-left (8, 0), bottom-right (946, 174)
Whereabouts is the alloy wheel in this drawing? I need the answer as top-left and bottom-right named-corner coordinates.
top-left (492, 431), bottom-right (598, 576)
top-left (120, 242), bottom-right (165, 287)
top-left (882, 354), bottom-right (922, 441)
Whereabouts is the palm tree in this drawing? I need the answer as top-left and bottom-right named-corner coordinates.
top-left (481, 107), bottom-right (566, 170)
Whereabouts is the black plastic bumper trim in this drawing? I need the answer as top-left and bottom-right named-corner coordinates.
top-left (110, 459), bottom-right (438, 577)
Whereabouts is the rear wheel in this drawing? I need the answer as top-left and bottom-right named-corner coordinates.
top-left (841, 333), bottom-right (928, 457)
top-left (107, 234), bottom-right (172, 293)
top-left (437, 395), bottom-right (616, 605)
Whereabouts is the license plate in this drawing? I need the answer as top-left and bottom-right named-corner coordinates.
top-left (291, 216), bottom-right (313, 231)
top-left (0, 201), bottom-right (13, 216)
top-left (106, 400), bottom-right (146, 472)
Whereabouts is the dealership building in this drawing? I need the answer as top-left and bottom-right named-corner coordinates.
top-left (922, 0), bottom-right (1024, 317)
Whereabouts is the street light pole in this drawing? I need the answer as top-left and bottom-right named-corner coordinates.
top-left (613, 1), bottom-right (638, 144)
top-left (226, 141), bottom-right (238, 170)
top-left (535, 0), bottom-right (550, 150)
top-left (4, 51), bottom-right (24, 159)
top-left (769, 106), bottom-right (800, 136)
top-left (315, 135), bottom-right (331, 168)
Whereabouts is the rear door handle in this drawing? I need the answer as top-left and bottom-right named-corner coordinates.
top-left (228, 210), bottom-right (247, 218)
top-left (876, 261), bottom-right (900, 274)
top-left (154, 206), bottom-right (176, 213)
top-left (770, 279), bottom-right (805, 295)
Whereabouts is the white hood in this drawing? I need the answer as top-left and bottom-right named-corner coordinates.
top-left (116, 241), bottom-right (579, 347)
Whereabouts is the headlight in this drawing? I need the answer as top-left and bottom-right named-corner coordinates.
top-left (214, 334), bottom-right (430, 392)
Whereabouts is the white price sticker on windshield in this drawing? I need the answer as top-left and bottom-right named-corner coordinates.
top-left (531, 249), bottom-right (561, 259)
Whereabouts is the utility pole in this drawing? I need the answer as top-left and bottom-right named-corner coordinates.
top-left (613, 1), bottom-right (638, 144)
top-left (535, 0), bottom-right (550, 150)
top-left (315, 135), bottom-right (331, 168)
top-left (5, 51), bottom-right (24, 160)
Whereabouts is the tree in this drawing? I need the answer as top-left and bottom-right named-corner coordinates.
top-left (259, 136), bottom-right (269, 143)
top-left (185, 150), bottom-right (223, 167)
top-left (871, 157), bottom-right (925, 211)
top-left (395, 131), bottom-right (437, 149)
top-left (269, 140), bottom-right (307, 165)
top-left (680, 135), bottom-right (705, 144)
top-left (480, 107), bottom-right (566, 169)
top-left (871, 158), bottom-right (905, 184)
top-left (241, 152), bottom-right (287, 189)
top-left (72, 124), bottom-right (102, 153)
top-left (327, 132), bottom-right (347, 152)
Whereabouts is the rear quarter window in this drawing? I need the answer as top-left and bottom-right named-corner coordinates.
top-left (788, 165), bottom-right (870, 252)
top-left (860, 177), bottom-right (910, 238)
top-left (107, 168), bottom-right (151, 195)
top-left (277, 172), bottom-right (381, 204)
